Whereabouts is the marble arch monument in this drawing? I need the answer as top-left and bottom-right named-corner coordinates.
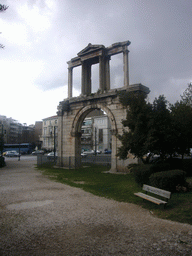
top-left (57, 41), bottom-right (150, 172)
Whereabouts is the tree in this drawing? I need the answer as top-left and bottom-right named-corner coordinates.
top-left (117, 91), bottom-right (153, 163)
top-left (118, 93), bottom-right (177, 162)
top-left (146, 95), bottom-right (174, 159)
top-left (170, 101), bottom-right (192, 158)
top-left (0, 4), bottom-right (8, 49)
top-left (181, 83), bottom-right (192, 107)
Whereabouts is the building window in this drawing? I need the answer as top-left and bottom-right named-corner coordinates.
top-left (55, 120), bottom-right (57, 124)
top-left (44, 139), bottom-right (47, 147)
top-left (44, 128), bottom-right (47, 135)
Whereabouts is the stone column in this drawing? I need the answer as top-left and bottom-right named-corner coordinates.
top-left (99, 55), bottom-right (105, 92)
top-left (68, 67), bottom-right (73, 98)
top-left (123, 49), bottom-right (129, 87)
top-left (105, 56), bottom-right (111, 91)
top-left (81, 62), bottom-right (86, 95)
top-left (81, 62), bottom-right (92, 95)
top-left (86, 63), bottom-right (91, 95)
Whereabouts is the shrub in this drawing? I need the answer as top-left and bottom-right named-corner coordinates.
top-left (0, 156), bottom-right (6, 168)
top-left (176, 182), bottom-right (192, 193)
top-left (149, 170), bottom-right (186, 192)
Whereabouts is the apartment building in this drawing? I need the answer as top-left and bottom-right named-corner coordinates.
top-left (81, 114), bottom-right (111, 153)
top-left (0, 115), bottom-right (42, 146)
top-left (41, 116), bottom-right (58, 151)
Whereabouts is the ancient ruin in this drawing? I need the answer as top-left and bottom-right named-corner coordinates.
top-left (57, 41), bottom-right (150, 172)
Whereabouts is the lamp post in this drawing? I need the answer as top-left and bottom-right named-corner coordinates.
top-left (0, 124), bottom-right (4, 156)
top-left (94, 127), bottom-right (97, 156)
top-left (54, 126), bottom-right (56, 162)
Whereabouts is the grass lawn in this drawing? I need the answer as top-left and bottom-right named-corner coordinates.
top-left (38, 164), bottom-right (192, 226)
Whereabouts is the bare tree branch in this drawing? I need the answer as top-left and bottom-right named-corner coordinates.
top-left (0, 5), bottom-right (8, 49)
top-left (0, 4), bottom-right (9, 12)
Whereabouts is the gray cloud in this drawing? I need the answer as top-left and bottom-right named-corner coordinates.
top-left (1, 0), bottom-right (192, 124)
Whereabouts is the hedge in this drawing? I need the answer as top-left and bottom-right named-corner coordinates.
top-left (149, 170), bottom-right (186, 192)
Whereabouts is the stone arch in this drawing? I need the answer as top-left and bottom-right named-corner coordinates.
top-left (57, 41), bottom-right (150, 172)
top-left (71, 103), bottom-right (117, 137)
top-left (57, 85), bottom-right (150, 172)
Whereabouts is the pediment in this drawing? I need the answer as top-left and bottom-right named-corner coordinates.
top-left (77, 43), bottom-right (105, 56)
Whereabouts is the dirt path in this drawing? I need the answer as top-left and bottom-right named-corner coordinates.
top-left (0, 157), bottom-right (192, 255)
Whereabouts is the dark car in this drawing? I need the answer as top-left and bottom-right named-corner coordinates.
top-left (104, 149), bottom-right (112, 154)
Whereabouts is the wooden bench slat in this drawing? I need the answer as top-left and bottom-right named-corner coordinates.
top-left (134, 192), bottom-right (167, 205)
top-left (143, 185), bottom-right (171, 199)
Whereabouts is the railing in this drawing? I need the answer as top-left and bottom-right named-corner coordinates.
top-left (82, 155), bottom-right (111, 166)
top-left (37, 154), bottom-right (111, 167)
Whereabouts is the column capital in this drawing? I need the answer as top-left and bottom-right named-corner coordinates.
top-left (123, 49), bottom-right (129, 54)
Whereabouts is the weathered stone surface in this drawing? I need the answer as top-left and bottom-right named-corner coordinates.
top-left (57, 85), bottom-right (149, 171)
top-left (57, 42), bottom-right (150, 171)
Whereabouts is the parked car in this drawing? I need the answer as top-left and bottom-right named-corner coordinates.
top-left (47, 152), bottom-right (57, 160)
top-left (5, 151), bottom-right (20, 157)
top-left (81, 152), bottom-right (87, 158)
top-left (85, 150), bottom-right (95, 155)
top-left (104, 149), bottom-right (112, 154)
top-left (32, 150), bottom-right (44, 155)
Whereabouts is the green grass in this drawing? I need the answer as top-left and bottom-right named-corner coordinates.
top-left (38, 164), bottom-right (192, 225)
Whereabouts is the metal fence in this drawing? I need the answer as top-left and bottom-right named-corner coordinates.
top-left (37, 155), bottom-right (56, 166)
top-left (37, 154), bottom-right (111, 168)
top-left (82, 155), bottom-right (111, 166)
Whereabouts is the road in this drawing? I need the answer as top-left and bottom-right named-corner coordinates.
top-left (0, 156), bottom-right (192, 255)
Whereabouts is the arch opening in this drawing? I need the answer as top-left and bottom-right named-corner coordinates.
top-left (71, 104), bottom-right (117, 168)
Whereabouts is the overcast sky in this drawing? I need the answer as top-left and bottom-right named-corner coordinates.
top-left (1, 0), bottom-right (192, 125)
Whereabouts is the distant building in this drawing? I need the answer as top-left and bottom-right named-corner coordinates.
top-left (0, 115), bottom-right (22, 144)
top-left (92, 115), bottom-right (111, 152)
top-left (40, 116), bottom-right (58, 151)
top-left (0, 115), bottom-right (42, 147)
top-left (81, 112), bottom-right (112, 152)
top-left (81, 117), bottom-right (93, 151)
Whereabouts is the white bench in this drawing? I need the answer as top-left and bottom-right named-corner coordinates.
top-left (134, 184), bottom-right (171, 208)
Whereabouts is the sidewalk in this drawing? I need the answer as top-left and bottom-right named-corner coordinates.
top-left (0, 157), bottom-right (192, 255)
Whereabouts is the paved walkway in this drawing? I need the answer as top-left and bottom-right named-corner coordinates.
top-left (0, 156), bottom-right (192, 255)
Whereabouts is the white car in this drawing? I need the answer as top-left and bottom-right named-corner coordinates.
top-left (81, 152), bottom-right (87, 158)
top-left (5, 151), bottom-right (20, 157)
top-left (47, 152), bottom-right (57, 160)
